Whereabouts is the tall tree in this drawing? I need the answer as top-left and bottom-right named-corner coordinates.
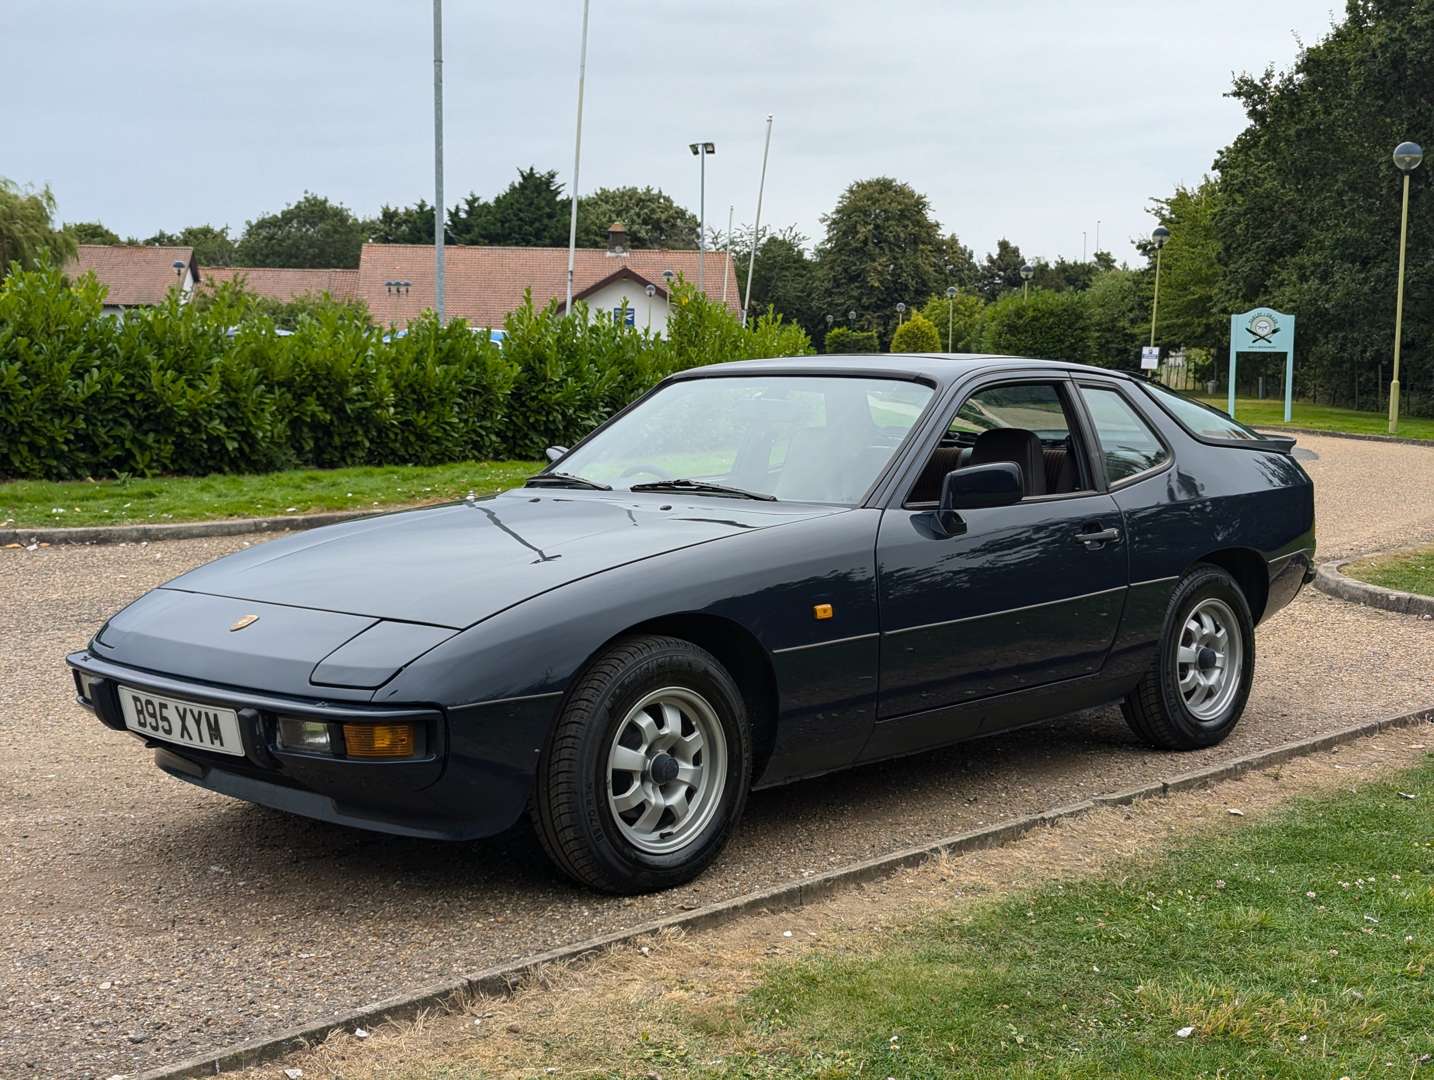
top-left (464, 167), bottom-right (570, 247)
top-left (0, 179), bottom-right (75, 278)
top-left (234, 193), bottom-right (368, 268)
top-left (1146, 178), bottom-right (1223, 352)
top-left (977, 238), bottom-right (1027, 301)
top-left (577, 186), bottom-right (698, 249)
top-left (146, 224), bottom-right (237, 266)
top-left (371, 200), bottom-right (436, 244)
top-left (726, 225), bottom-right (820, 334)
top-left (1212, 0), bottom-right (1434, 406)
top-left (939, 234), bottom-right (980, 290)
top-left (64, 221), bottom-right (122, 245)
top-left (817, 177), bottom-right (945, 342)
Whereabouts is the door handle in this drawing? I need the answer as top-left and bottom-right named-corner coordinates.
top-left (1075, 526), bottom-right (1121, 546)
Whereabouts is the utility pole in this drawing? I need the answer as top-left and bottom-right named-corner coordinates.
top-left (432, 0), bottom-right (445, 323)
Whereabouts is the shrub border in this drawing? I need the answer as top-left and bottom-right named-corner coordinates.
top-left (135, 704), bottom-right (1434, 1080)
top-left (0, 508), bottom-right (384, 548)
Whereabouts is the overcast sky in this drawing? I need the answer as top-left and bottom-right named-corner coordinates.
top-left (6, 1), bottom-right (1338, 266)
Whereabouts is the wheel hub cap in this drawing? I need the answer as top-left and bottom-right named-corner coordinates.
top-left (605, 687), bottom-right (728, 855)
top-left (1175, 598), bottom-right (1244, 723)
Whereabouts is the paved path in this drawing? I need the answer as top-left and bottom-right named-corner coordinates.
top-left (2, 433), bottom-right (1432, 1077)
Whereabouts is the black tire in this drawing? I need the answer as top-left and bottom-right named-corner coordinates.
top-left (531, 634), bottom-right (753, 894)
top-left (1122, 564), bottom-right (1255, 750)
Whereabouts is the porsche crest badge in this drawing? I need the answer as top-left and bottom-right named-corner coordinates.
top-left (229, 614), bottom-right (260, 632)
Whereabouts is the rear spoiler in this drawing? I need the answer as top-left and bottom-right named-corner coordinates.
top-left (1251, 433), bottom-right (1297, 454)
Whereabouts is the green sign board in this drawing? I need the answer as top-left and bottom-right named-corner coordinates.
top-left (1228, 307), bottom-right (1295, 422)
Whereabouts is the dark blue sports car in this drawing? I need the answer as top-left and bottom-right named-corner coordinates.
top-left (68, 355), bottom-right (1315, 893)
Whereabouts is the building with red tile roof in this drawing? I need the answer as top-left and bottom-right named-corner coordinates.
top-left (359, 225), bottom-right (740, 335)
top-left (201, 266), bottom-right (359, 303)
top-left (64, 245), bottom-right (200, 312)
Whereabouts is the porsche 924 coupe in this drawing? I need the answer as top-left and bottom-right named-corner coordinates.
top-left (68, 355), bottom-right (1315, 893)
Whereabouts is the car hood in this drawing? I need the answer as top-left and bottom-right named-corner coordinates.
top-left (161, 490), bottom-right (842, 629)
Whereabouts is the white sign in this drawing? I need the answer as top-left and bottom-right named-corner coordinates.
top-left (1140, 346), bottom-right (1160, 370)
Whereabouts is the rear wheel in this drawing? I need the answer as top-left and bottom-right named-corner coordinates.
top-left (1122, 564), bottom-right (1255, 750)
top-left (531, 634), bottom-right (752, 893)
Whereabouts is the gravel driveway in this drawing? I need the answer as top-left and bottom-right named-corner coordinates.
top-left (3, 432), bottom-right (1432, 1078)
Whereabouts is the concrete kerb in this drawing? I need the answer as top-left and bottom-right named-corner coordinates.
top-left (1253, 424), bottom-right (1434, 448)
top-left (135, 703), bottom-right (1434, 1080)
top-left (0, 509), bottom-right (387, 548)
top-left (1314, 549), bottom-right (1434, 618)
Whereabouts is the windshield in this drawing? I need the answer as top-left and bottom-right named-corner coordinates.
top-left (549, 375), bottom-right (934, 504)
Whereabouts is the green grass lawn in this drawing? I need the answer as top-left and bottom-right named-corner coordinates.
top-left (1198, 396), bottom-right (1434, 440)
top-left (0, 460), bottom-right (542, 529)
top-left (627, 760), bottom-right (1434, 1079)
top-left (1345, 545), bottom-right (1434, 597)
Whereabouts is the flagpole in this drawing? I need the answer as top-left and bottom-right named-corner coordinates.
top-left (564, 0), bottom-right (591, 314)
top-left (742, 114), bottom-right (773, 326)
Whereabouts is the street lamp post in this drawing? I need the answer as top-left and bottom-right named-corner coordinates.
top-left (1020, 263), bottom-right (1034, 299)
top-left (945, 285), bottom-right (957, 351)
top-left (171, 259), bottom-right (186, 298)
top-left (662, 269), bottom-right (674, 324)
top-left (689, 141), bottom-right (716, 293)
top-left (1389, 141), bottom-right (1423, 434)
top-left (896, 301), bottom-right (906, 327)
top-left (1149, 226), bottom-right (1170, 350)
top-left (644, 282), bottom-right (656, 331)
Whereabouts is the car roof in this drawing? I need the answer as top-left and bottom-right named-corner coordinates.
top-left (670, 353), bottom-right (1133, 386)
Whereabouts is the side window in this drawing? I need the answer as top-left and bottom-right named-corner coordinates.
top-left (1079, 386), bottom-right (1170, 485)
top-left (906, 381), bottom-right (1091, 504)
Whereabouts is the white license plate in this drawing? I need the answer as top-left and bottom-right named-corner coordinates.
top-left (119, 686), bottom-right (245, 757)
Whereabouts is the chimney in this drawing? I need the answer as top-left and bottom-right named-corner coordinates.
top-left (607, 222), bottom-right (629, 257)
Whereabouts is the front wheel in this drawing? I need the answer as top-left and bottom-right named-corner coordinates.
top-left (1122, 564), bottom-right (1255, 750)
top-left (531, 634), bottom-right (753, 894)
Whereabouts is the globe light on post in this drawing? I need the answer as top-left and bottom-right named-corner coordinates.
top-left (1020, 262), bottom-right (1034, 300)
top-left (945, 285), bottom-right (958, 351)
top-left (896, 301), bottom-right (906, 327)
top-left (644, 282), bottom-right (656, 331)
top-left (1389, 141), bottom-right (1423, 433)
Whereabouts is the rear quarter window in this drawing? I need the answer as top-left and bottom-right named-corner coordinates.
top-left (1141, 382), bottom-right (1263, 441)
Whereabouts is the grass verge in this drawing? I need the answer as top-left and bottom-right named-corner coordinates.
top-left (1198, 397), bottom-right (1434, 441)
top-left (0, 461), bottom-right (542, 529)
top-left (1344, 545), bottom-right (1434, 598)
top-left (716, 758), bottom-right (1434, 1078)
top-left (237, 738), bottom-right (1434, 1080)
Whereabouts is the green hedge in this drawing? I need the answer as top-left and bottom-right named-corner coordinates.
top-left (824, 327), bottom-right (879, 354)
top-left (0, 266), bottom-right (812, 480)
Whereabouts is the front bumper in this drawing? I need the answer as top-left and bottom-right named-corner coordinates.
top-left (66, 650), bottom-right (542, 840)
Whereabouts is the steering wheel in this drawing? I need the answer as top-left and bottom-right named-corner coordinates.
top-left (618, 464), bottom-right (668, 483)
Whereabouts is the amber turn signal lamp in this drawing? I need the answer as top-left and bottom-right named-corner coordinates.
top-left (342, 722), bottom-right (417, 758)
top-left (813, 603), bottom-right (834, 620)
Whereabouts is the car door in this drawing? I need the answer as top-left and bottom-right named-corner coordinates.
top-left (873, 374), bottom-right (1129, 730)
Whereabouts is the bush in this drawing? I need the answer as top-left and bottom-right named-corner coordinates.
top-left (0, 264), bottom-right (811, 480)
top-left (824, 327), bottom-right (879, 354)
top-left (919, 293), bottom-right (985, 352)
top-left (981, 290), bottom-right (1091, 363)
top-left (890, 312), bottom-right (941, 353)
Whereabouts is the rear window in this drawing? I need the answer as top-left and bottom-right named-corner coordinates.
top-left (1141, 382), bottom-right (1262, 441)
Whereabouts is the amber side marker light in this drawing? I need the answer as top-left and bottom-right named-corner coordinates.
top-left (343, 722), bottom-right (417, 758)
top-left (813, 603), bottom-right (834, 620)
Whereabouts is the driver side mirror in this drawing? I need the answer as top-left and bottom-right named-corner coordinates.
top-left (544, 446), bottom-right (569, 464)
top-left (937, 462), bottom-right (1023, 534)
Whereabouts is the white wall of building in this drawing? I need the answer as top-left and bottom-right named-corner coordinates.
top-left (581, 279), bottom-right (669, 338)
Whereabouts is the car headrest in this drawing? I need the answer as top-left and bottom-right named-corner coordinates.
top-left (967, 427), bottom-right (1047, 496)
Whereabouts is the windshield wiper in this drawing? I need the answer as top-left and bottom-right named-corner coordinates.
top-left (629, 478), bottom-right (777, 501)
top-left (525, 471), bottom-right (611, 490)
